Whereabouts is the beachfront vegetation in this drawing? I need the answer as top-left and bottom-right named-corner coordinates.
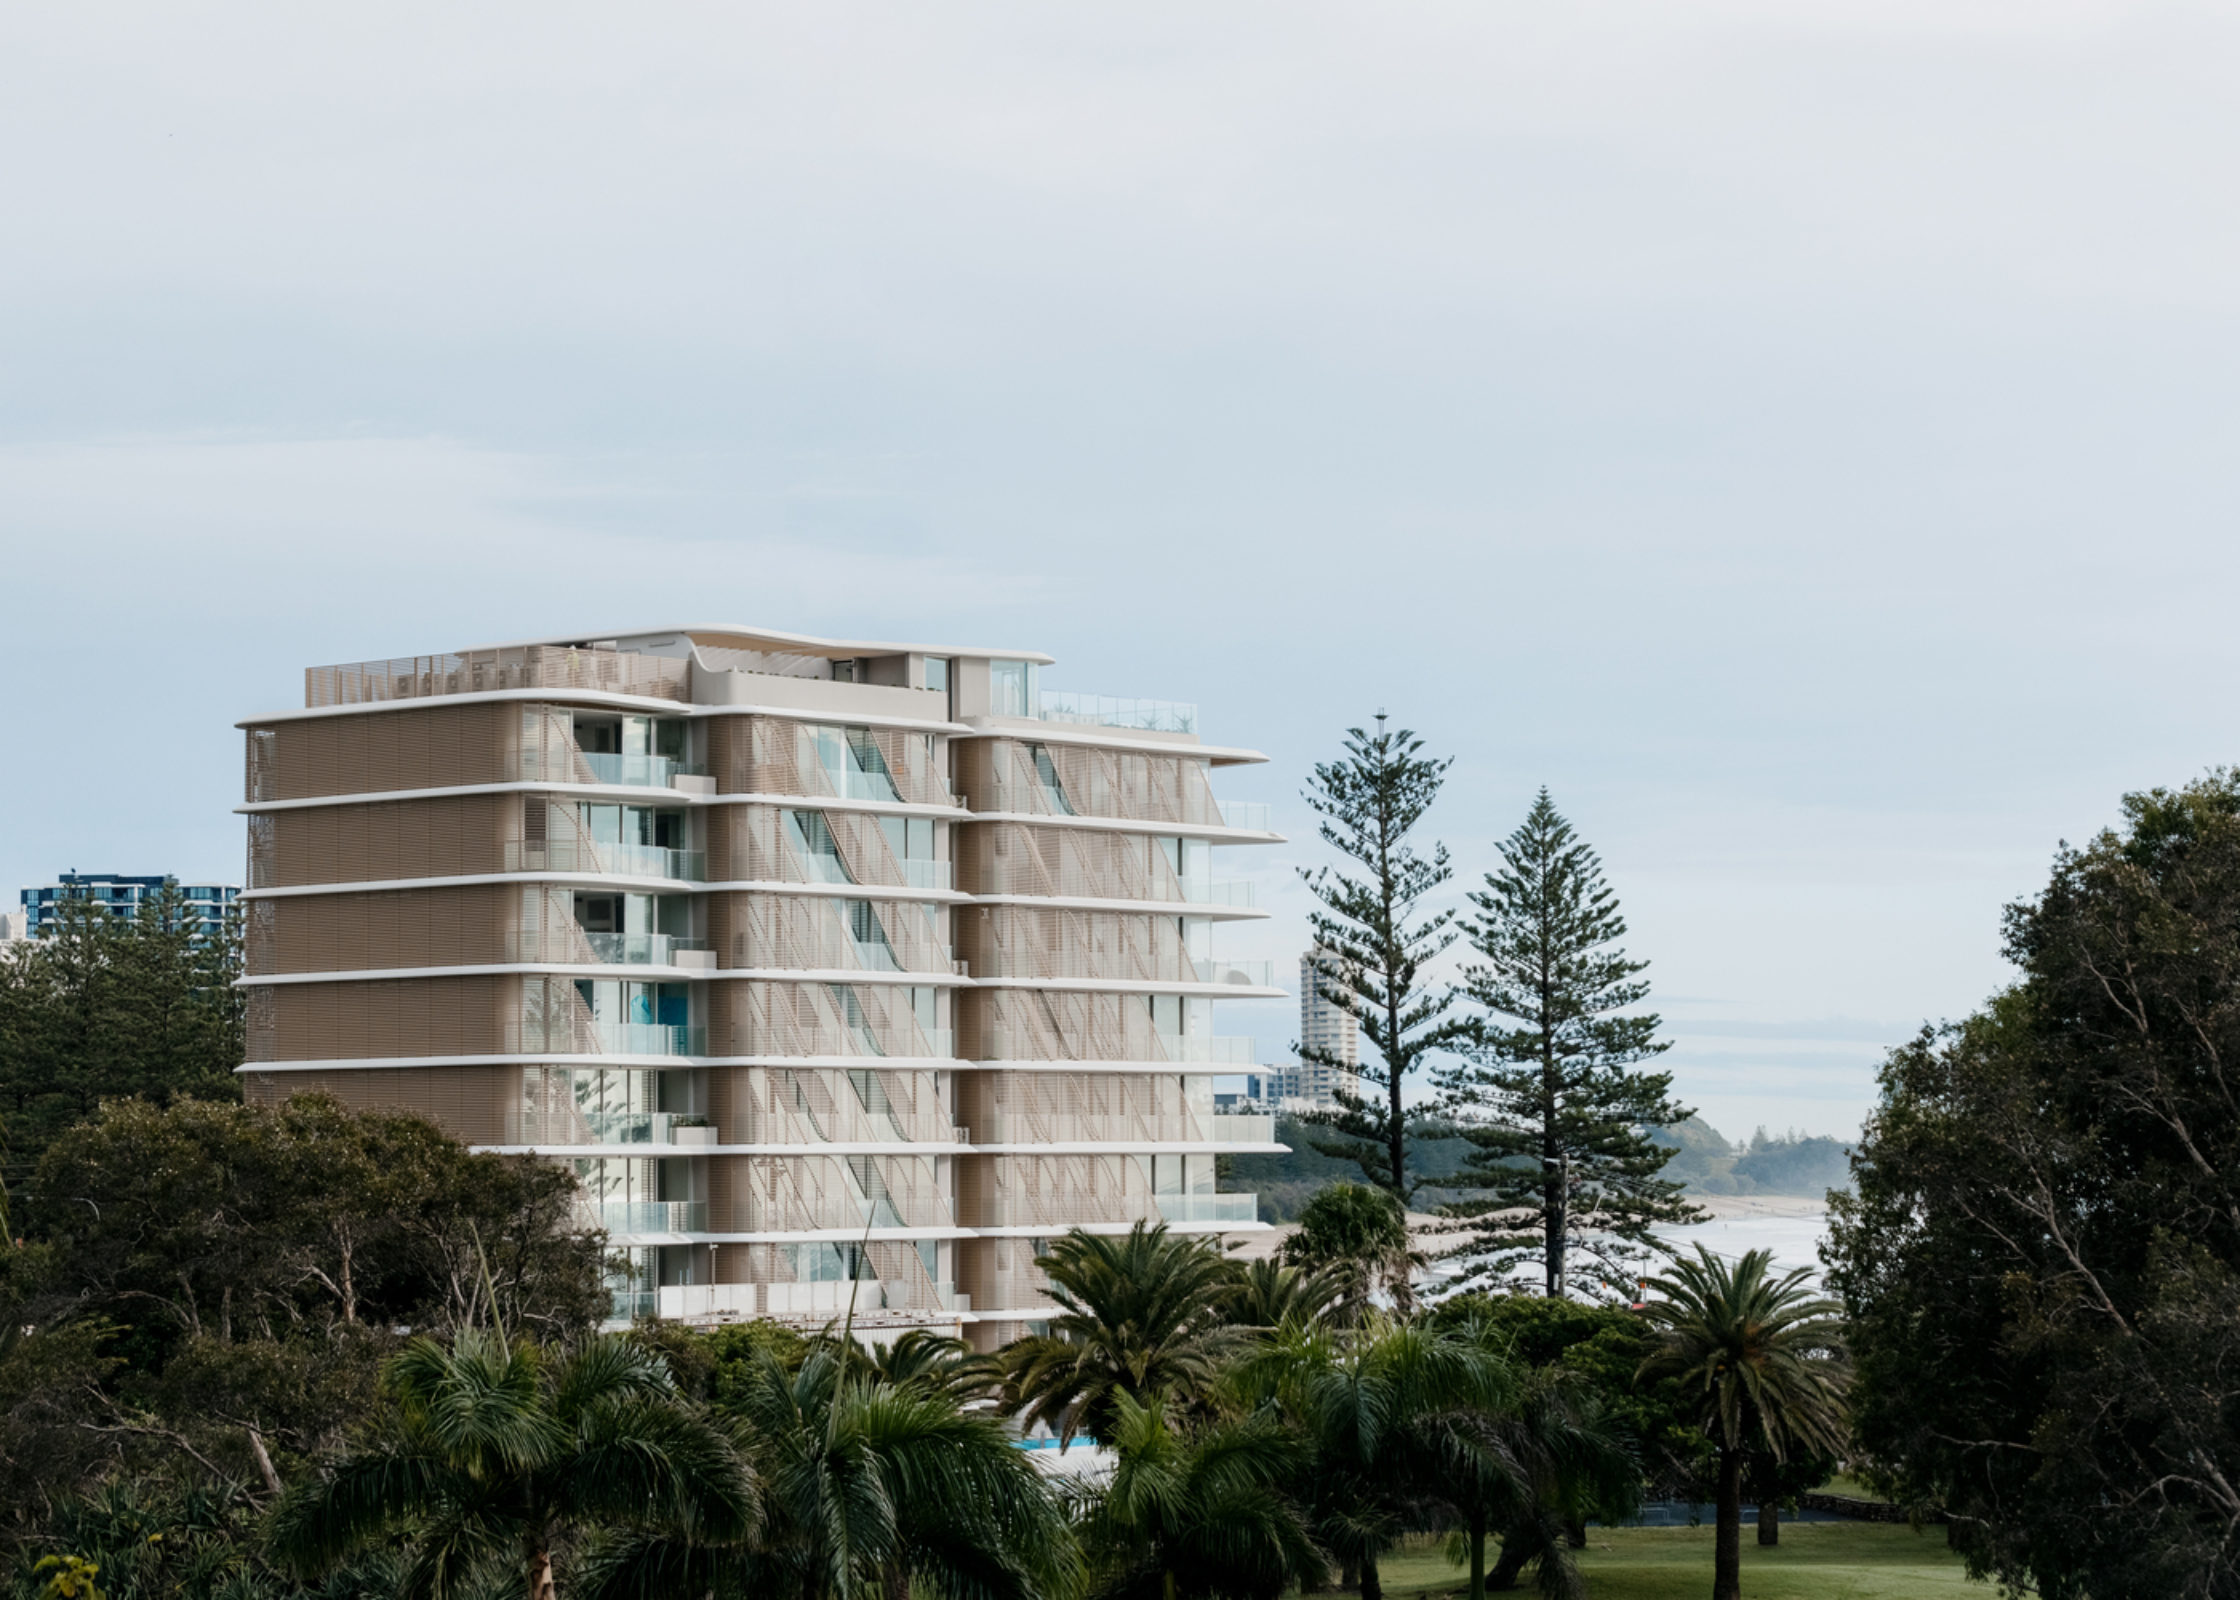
top-left (1828, 770), bottom-right (2240, 1600)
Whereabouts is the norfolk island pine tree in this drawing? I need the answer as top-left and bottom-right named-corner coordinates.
top-left (1296, 716), bottom-right (1472, 1206)
top-left (1435, 790), bottom-right (1700, 1299)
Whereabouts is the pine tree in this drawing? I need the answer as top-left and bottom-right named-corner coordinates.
top-left (1436, 790), bottom-right (1699, 1297)
top-left (1296, 716), bottom-right (1471, 1204)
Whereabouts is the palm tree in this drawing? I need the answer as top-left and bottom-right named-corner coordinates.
top-left (269, 1329), bottom-right (755, 1600)
top-left (1076, 1391), bottom-right (1324, 1600)
top-left (1004, 1223), bottom-right (1250, 1443)
top-left (1636, 1247), bottom-right (1849, 1600)
top-left (1222, 1258), bottom-right (1348, 1331)
top-left (588, 1341), bottom-right (1074, 1600)
top-left (1280, 1182), bottom-right (1421, 1320)
top-left (1460, 1372), bottom-right (1638, 1599)
top-left (1235, 1316), bottom-right (1517, 1600)
top-left (844, 1326), bottom-right (1003, 1404)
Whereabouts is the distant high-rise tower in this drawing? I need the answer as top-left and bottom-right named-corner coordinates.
top-left (1295, 948), bottom-right (1361, 1107)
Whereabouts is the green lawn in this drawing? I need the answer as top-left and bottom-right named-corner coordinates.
top-left (1372, 1521), bottom-right (1976, 1600)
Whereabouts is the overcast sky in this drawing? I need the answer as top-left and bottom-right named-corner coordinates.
top-left (6, 2), bottom-right (2239, 1139)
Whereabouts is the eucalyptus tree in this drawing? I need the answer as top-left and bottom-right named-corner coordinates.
top-left (1296, 716), bottom-right (1471, 1201)
top-left (269, 1330), bottom-right (755, 1600)
top-left (1437, 791), bottom-right (1699, 1298)
top-left (1637, 1248), bottom-right (1848, 1600)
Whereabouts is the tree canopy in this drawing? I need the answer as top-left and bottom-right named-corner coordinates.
top-left (1829, 770), bottom-right (2240, 1600)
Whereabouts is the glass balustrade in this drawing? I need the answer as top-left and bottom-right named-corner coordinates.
top-left (1194, 957), bottom-right (1276, 987)
top-left (504, 842), bottom-right (705, 881)
top-left (558, 1111), bottom-right (714, 1145)
top-left (1217, 800), bottom-right (1273, 831)
top-left (1038, 692), bottom-right (1199, 734)
top-left (1159, 1036), bottom-right (1255, 1065)
top-left (584, 1200), bottom-right (707, 1232)
top-left (581, 932), bottom-right (712, 966)
top-left (1155, 1193), bottom-right (1259, 1224)
top-left (1177, 877), bottom-right (1256, 908)
top-left (898, 858), bottom-right (952, 891)
top-left (579, 752), bottom-right (709, 788)
top-left (586, 1022), bottom-right (704, 1056)
top-left (1207, 1114), bottom-right (1277, 1144)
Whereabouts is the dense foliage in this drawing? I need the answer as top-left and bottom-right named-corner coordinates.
top-left (0, 888), bottom-right (243, 1193)
top-left (1828, 771), bottom-right (2240, 1600)
top-left (3, 1211), bottom-right (1797, 1600)
top-left (0, 1094), bottom-right (608, 1553)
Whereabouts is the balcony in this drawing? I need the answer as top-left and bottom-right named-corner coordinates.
top-left (1038, 692), bottom-right (1198, 735)
top-left (585, 1200), bottom-right (707, 1233)
top-left (1194, 957), bottom-right (1276, 988)
top-left (579, 752), bottom-right (709, 789)
top-left (896, 858), bottom-right (952, 892)
top-left (585, 1022), bottom-right (704, 1056)
top-left (582, 932), bottom-right (713, 966)
top-left (505, 841), bottom-right (706, 882)
top-left (513, 1111), bottom-right (710, 1146)
top-left (1155, 1193), bottom-right (1260, 1225)
top-left (1162, 1036), bottom-right (1256, 1065)
top-left (1218, 801), bottom-right (1272, 831)
top-left (968, 1113), bottom-right (1273, 1145)
top-left (967, 1030), bottom-right (1254, 1066)
top-left (1179, 877), bottom-right (1256, 909)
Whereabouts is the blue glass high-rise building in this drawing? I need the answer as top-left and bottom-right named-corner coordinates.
top-left (19, 873), bottom-right (241, 939)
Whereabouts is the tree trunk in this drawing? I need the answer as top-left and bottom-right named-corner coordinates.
top-left (889, 1561), bottom-right (915, 1600)
top-left (1715, 1449), bottom-right (1743, 1600)
top-left (1467, 1515), bottom-right (1487, 1600)
top-left (1487, 1528), bottom-right (1531, 1592)
top-left (246, 1427), bottom-right (281, 1497)
top-left (1757, 1496), bottom-right (1779, 1546)
top-left (1360, 1551), bottom-right (1383, 1600)
top-left (528, 1543), bottom-right (557, 1600)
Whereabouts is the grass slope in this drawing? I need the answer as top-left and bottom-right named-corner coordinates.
top-left (1373, 1522), bottom-right (1972, 1600)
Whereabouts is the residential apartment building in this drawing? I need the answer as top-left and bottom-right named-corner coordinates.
top-left (235, 627), bottom-right (1285, 1343)
top-left (21, 873), bottom-right (241, 939)
top-left (1292, 947), bottom-right (1362, 1108)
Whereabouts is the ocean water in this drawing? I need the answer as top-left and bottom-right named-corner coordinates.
top-left (1652, 1209), bottom-right (1833, 1283)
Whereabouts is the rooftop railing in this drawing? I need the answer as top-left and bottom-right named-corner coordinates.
top-left (1038, 692), bottom-right (1198, 735)
top-left (306, 645), bottom-right (689, 708)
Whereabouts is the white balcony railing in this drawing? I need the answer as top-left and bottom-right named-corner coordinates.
top-left (1218, 801), bottom-right (1272, 831)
